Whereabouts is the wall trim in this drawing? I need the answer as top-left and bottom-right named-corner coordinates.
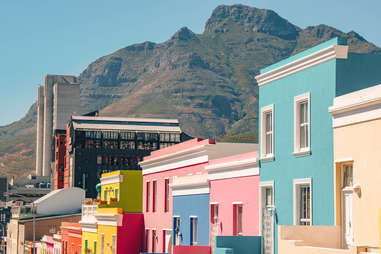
top-left (143, 155), bottom-right (208, 175)
top-left (100, 174), bottom-right (123, 185)
top-left (95, 213), bottom-right (123, 227)
top-left (207, 166), bottom-right (259, 181)
top-left (255, 45), bottom-right (348, 86)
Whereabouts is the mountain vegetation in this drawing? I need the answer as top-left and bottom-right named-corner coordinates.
top-left (1, 4), bottom-right (380, 177)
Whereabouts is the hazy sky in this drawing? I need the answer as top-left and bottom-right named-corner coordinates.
top-left (1, 0), bottom-right (380, 126)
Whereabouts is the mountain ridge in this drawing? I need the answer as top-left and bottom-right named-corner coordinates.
top-left (1, 4), bottom-right (380, 177)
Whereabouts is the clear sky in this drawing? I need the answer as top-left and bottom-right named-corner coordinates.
top-left (1, 0), bottom-right (380, 126)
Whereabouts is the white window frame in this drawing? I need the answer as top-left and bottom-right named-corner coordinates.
top-left (260, 104), bottom-right (274, 161)
top-left (294, 93), bottom-right (311, 157)
top-left (210, 202), bottom-right (219, 224)
top-left (293, 178), bottom-right (312, 225)
top-left (258, 181), bottom-right (274, 235)
top-left (112, 234), bottom-right (116, 254)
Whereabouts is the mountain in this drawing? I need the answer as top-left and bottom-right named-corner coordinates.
top-left (1, 4), bottom-right (380, 177)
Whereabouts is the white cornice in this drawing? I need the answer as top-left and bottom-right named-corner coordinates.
top-left (142, 155), bottom-right (209, 175)
top-left (329, 96), bottom-right (381, 115)
top-left (94, 213), bottom-right (123, 227)
top-left (101, 174), bottom-right (123, 185)
top-left (205, 157), bottom-right (258, 172)
top-left (255, 45), bottom-right (348, 86)
top-left (171, 174), bottom-right (209, 196)
top-left (207, 166), bottom-right (259, 181)
top-left (140, 144), bottom-right (207, 168)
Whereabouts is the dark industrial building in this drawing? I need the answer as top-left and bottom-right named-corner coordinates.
top-left (62, 116), bottom-right (191, 197)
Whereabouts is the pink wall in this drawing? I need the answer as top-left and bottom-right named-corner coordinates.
top-left (143, 138), bottom-right (213, 253)
top-left (173, 246), bottom-right (211, 254)
top-left (208, 151), bottom-right (259, 237)
top-left (117, 213), bottom-right (144, 254)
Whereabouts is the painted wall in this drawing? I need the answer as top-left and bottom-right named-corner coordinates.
top-left (117, 213), bottom-right (144, 254)
top-left (61, 222), bottom-right (82, 254)
top-left (173, 245), bottom-right (211, 254)
top-left (334, 118), bottom-right (381, 247)
top-left (82, 231), bottom-right (97, 254)
top-left (100, 170), bottom-right (143, 213)
top-left (173, 193), bottom-right (210, 246)
top-left (209, 175), bottom-right (259, 236)
top-left (214, 236), bottom-right (261, 254)
top-left (258, 37), bottom-right (381, 253)
top-left (259, 44), bottom-right (337, 254)
top-left (97, 224), bottom-right (116, 254)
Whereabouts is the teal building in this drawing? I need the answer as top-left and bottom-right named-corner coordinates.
top-left (256, 38), bottom-right (381, 254)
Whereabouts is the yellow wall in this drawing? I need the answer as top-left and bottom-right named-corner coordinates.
top-left (97, 225), bottom-right (117, 254)
top-left (82, 231), bottom-right (98, 254)
top-left (334, 118), bottom-right (381, 247)
top-left (100, 170), bottom-right (143, 213)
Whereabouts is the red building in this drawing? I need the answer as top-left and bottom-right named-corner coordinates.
top-left (61, 222), bottom-right (82, 254)
top-left (54, 131), bottom-right (66, 190)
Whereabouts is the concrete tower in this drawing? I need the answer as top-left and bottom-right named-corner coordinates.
top-left (35, 86), bottom-right (45, 176)
top-left (42, 75), bottom-right (79, 177)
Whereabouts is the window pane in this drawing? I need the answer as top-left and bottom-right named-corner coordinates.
top-left (343, 164), bottom-right (353, 187)
top-left (299, 185), bottom-right (311, 225)
top-left (266, 133), bottom-right (272, 154)
top-left (265, 112), bottom-right (272, 132)
top-left (300, 126), bottom-right (306, 148)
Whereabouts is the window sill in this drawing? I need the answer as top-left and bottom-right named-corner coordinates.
top-left (293, 150), bottom-right (311, 157)
top-left (260, 155), bottom-right (274, 163)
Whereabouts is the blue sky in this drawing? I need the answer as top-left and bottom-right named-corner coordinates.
top-left (1, 0), bottom-right (380, 126)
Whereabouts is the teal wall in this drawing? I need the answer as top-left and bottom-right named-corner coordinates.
top-left (214, 236), bottom-right (261, 254)
top-left (258, 38), bottom-right (381, 254)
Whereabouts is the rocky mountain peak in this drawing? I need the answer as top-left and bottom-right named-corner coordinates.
top-left (170, 27), bottom-right (199, 41)
top-left (204, 4), bottom-right (300, 40)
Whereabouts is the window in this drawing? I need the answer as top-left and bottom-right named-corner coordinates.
top-left (104, 190), bottom-right (108, 202)
top-left (342, 164), bottom-right (353, 188)
top-left (260, 105), bottom-right (274, 160)
top-left (294, 93), bottom-right (310, 156)
top-left (233, 203), bottom-right (243, 235)
top-left (97, 156), bottom-right (102, 165)
top-left (101, 234), bottom-right (104, 254)
top-left (164, 179), bottom-right (170, 212)
top-left (112, 235), bottom-right (116, 254)
top-left (145, 230), bottom-right (150, 252)
top-left (152, 180), bottom-right (157, 212)
top-left (115, 188), bottom-right (119, 201)
top-left (294, 178), bottom-right (312, 225)
top-left (93, 241), bottom-right (97, 254)
top-left (173, 217), bottom-right (181, 246)
top-left (152, 229), bottom-right (157, 252)
top-left (210, 203), bottom-right (219, 224)
top-left (146, 182), bottom-right (150, 212)
top-left (84, 240), bottom-right (88, 253)
top-left (190, 217), bottom-right (198, 245)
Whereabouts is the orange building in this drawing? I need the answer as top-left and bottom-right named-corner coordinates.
top-left (61, 222), bottom-right (82, 254)
top-left (54, 132), bottom-right (66, 190)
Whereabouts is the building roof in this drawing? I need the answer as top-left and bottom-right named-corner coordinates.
top-left (70, 115), bottom-right (182, 133)
top-left (140, 138), bottom-right (258, 175)
top-left (33, 187), bottom-right (85, 215)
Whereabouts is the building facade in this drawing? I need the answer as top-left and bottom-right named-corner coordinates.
top-left (329, 84), bottom-right (381, 251)
top-left (206, 151), bottom-right (259, 251)
top-left (64, 116), bottom-right (190, 197)
top-left (61, 222), bottom-right (82, 254)
top-left (256, 37), bottom-right (381, 254)
top-left (140, 138), bottom-right (257, 253)
top-left (35, 75), bottom-right (80, 178)
top-left (171, 174), bottom-right (210, 248)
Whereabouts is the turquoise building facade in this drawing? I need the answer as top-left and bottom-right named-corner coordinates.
top-left (256, 38), bottom-right (381, 254)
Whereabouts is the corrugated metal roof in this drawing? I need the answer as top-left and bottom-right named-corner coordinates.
top-left (72, 122), bottom-right (181, 132)
top-left (72, 115), bottom-right (179, 124)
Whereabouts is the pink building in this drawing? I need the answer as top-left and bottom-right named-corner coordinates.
top-left (206, 151), bottom-right (260, 249)
top-left (140, 138), bottom-right (257, 253)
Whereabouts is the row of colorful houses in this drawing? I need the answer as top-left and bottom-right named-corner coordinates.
top-left (16, 37), bottom-right (381, 254)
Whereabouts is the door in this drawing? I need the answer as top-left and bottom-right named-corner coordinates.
top-left (165, 230), bottom-right (172, 253)
top-left (173, 217), bottom-right (181, 246)
top-left (262, 186), bottom-right (274, 254)
top-left (341, 164), bottom-right (353, 249)
top-left (342, 190), bottom-right (353, 248)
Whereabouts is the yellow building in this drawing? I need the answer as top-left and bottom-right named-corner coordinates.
top-left (330, 84), bottom-right (381, 252)
top-left (99, 170), bottom-right (142, 213)
top-left (80, 170), bottom-right (144, 254)
top-left (79, 203), bottom-right (98, 254)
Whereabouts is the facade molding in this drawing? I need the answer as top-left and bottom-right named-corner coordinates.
top-left (94, 213), bottom-right (123, 227)
top-left (100, 174), bottom-right (123, 185)
top-left (207, 166), bottom-right (259, 181)
top-left (142, 155), bottom-right (209, 175)
top-left (256, 45), bottom-right (348, 86)
top-left (171, 174), bottom-right (209, 196)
